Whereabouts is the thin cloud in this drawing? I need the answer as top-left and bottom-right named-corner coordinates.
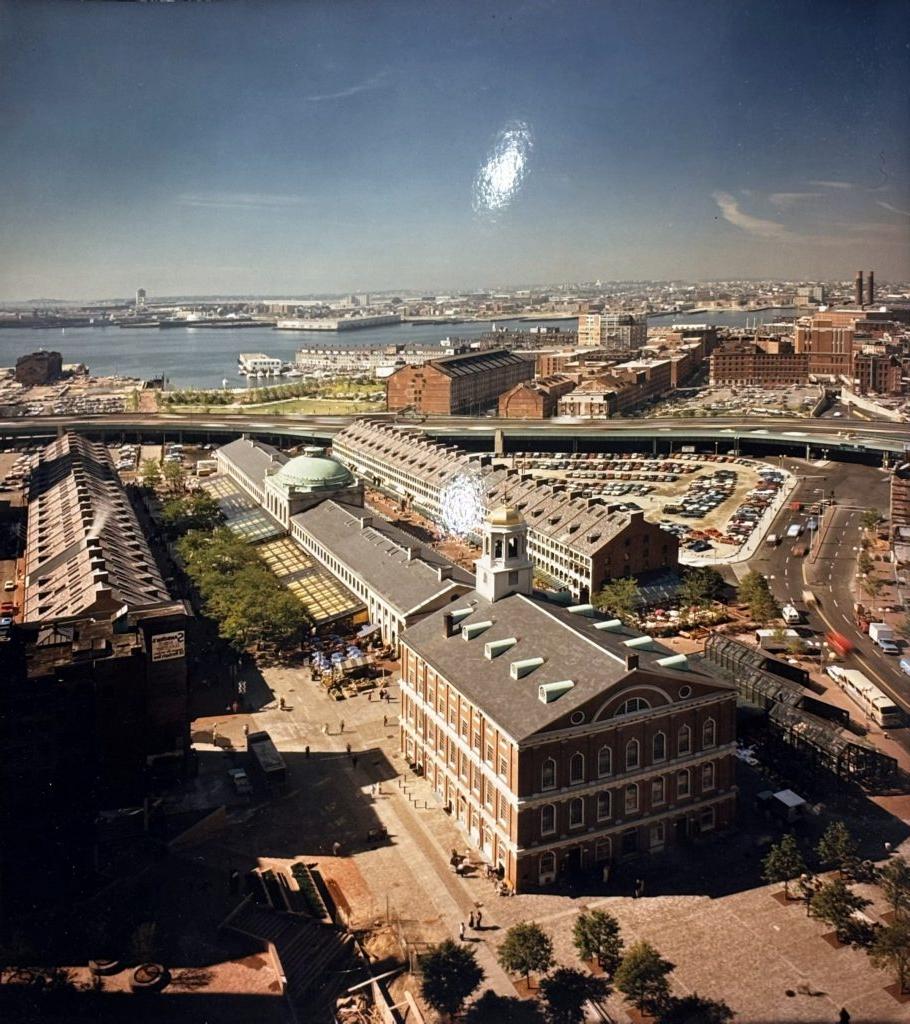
top-left (877, 200), bottom-right (910, 217)
top-left (712, 191), bottom-right (793, 241)
top-left (177, 192), bottom-right (310, 210)
top-left (806, 179), bottom-right (854, 189)
top-left (303, 70), bottom-right (388, 103)
top-left (768, 191), bottom-right (822, 210)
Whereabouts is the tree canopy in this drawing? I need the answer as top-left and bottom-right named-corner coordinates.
top-left (657, 993), bottom-right (735, 1024)
top-left (497, 922), bottom-right (555, 984)
top-left (736, 570), bottom-right (780, 624)
top-left (810, 878), bottom-right (871, 944)
top-left (160, 492), bottom-right (224, 538)
top-left (816, 821), bottom-right (859, 876)
top-left (418, 940), bottom-right (484, 1021)
top-left (572, 909), bottom-right (624, 976)
top-left (592, 577), bottom-right (640, 620)
top-left (463, 992), bottom-right (546, 1024)
top-left (869, 918), bottom-right (910, 994)
top-left (614, 941), bottom-right (675, 1014)
top-left (678, 566), bottom-right (725, 608)
top-left (539, 967), bottom-right (609, 1024)
top-left (138, 459), bottom-right (161, 489)
top-left (880, 856), bottom-right (910, 920)
top-left (762, 834), bottom-right (806, 898)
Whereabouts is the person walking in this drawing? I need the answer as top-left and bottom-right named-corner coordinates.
top-left (459, 921), bottom-right (466, 941)
top-left (475, 909), bottom-right (482, 929)
top-left (332, 840), bottom-right (342, 857)
top-left (346, 742), bottom-right (352, 756)
top-left (339, 719), bottom-right (345, 733)
top-left (469, 911), bottom-right (475, 930)
top-left (322, 723), bottom-right (329, 735)
top-left (382, 714), bottom-right (387, 727)
top-left (243, 723), bottom-right (249, 739)
top-left (305, 745), bottom-right (310, 758)
top-left (352, 755), bottom-right (359, 769)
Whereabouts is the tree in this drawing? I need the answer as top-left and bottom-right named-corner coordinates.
top-left (160, 492), bottom-right (224, 538)
top-left (139, 459), bottom-right (161, 489)
top-left (861, 509), bottom-right (882, 531)
top-left (880, 856), bottom-right (910, 921)
top-left (857, 550), bottom-right (874, 575)
top-left (762, 834), bottom-right (806, 899)
top-left (816, 821), bottom-right (859, 876)
top-left (810, 878), bottom-right (871, 944)
top-left (869, 918), bottom-right (910, 994)
top-left (736, 570), bottom-right (779, 624)
top-left (463, 991), bottom-right (546, 1024)
top-left (161, 459), bottom-right (187, 495)
top-left (539, 967), bottom-right (609, 1024)
top-left (678, 567), bottom-right (725, 609)
top-left (614, 941), bottom-right (675, 1015)
top-left (657, 993), bottom-right (735, 1024)
top-left (593, 577), bottom-right (640, 620)
top-left (864, 576), bottom-right (884, 600)
top-left (572, 909), bottom-right (624, 977)
top-left (497, 922), bottom-right (555, 987)
top-left (418, 940), bottom-right (484, 1022)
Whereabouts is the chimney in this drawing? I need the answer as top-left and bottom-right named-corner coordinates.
top-left (436, 565), bottom-right (452, 581)
top-left (405, 545), bottom-right (419, 561)
top-left (625, 652), bottom-right (639, 671)
top-left (867, 270), bottom-right (874, 306)
top-left (855, 271), bottom-right (864, 308)
top-left (443, 611), bottom-right (458, 637)
top-left (359, 515), bottom-right (373, 530)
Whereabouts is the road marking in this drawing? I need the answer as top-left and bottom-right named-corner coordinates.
top-left (832, 599), bottom-right (838, 608)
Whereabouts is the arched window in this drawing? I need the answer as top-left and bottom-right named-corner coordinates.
top-left (596, 790), bottom-right (611, 821)
top-left (541, 758), bottom-right (556, 791)
top-left (569, 797), bottom-right (585, 828)
top-left (615, 697), bottom-right (651, 717)
top-left (702, 762), bottom-right (715, 791)
top-left (540, 851), bottom-right (556, 878)
top-left (678, 724), bottom-right (692, 756)
top-left (677, 769), bottom-right (691, 798)
top-left (570, 752), bottom-right (585, 785)
top-left (652, 731), bottom-right (666, 762)
top-left (703, 718), bottom-right (717, 749)
top-left (624, 783), bottom-right (639, 814)
top-left (540, 803), bottom-right (556, 836)
top-left (625, 739), bottom-right (640, 770)
top-left (651, 777), bottom-right (665, 805)
top-left (597, 745), bottom-right (612, 777)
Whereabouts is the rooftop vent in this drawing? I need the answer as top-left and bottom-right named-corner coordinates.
top-left (623, 635), bottom-right (653, 650)
top-left (485, 637), bottom-right (517, 659)
top-left (510, 656), bottom-right (544, 679)
top-left (539, 680), bottom-right (575, 704)
top-left (462, 620), bottom-right (493, 641)
top-left (593, 618), bottom-right (623, 632)
top-left (656, 653), bottom-right (689, 670)
top-left (567, 603), bottom-right (596, 617)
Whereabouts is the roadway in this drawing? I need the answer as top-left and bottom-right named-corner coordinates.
top-left (748, 457), bottom-right (910, 720)
top-left (1, 412), bottom-right (909, 457)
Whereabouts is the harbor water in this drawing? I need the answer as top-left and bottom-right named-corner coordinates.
top-left (0, 309), bottom-right (794, 389)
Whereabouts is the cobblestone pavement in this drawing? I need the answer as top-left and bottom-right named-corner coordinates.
top-left (198, 663), bottom-right (910, 1024)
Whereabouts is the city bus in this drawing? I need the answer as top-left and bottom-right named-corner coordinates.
top-left (830, 668), bottom-right (903, 729)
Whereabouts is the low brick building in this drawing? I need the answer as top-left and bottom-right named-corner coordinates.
top-left (15, 349), bottom-right (63, 385)
top-left (399, 506), bottom-right (736, 892)
top-left (853, 350), bottom-right (903, 395)
top-left (709, 340), bottom-right (809, 386)
top-left (498, 374), bottom-right (575, 418)
top-left (386, 349), bottom-right (533, 415)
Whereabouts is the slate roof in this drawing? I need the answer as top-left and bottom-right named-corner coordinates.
top-left (217, 436), bottom-right (289, 489)
top-left (291, 501), bottom-right (473, 617)
top-left (428, 349), bottom-right (529, 378)
top-left (400, 591), bottom-right (733, 742)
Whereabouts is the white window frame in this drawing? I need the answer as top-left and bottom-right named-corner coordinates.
top-left (703, 717), bottom-right (717, 749)
top-left (624, 783), bottom-right (638, 814)
top-left (597, 745), bottom-right (612, 777)
top-left (652, 730), bottom-right (666, 763)
top-left (569, 751), bottom-right (585, 785)
top-left (541, 757), bottom-right (557, 792)
top-left (677, 768), bottom-right (691, 798)
top-left (540, 803), bottom-right (556, 836)
top-left (678, 724), bottom-right (692, 756)
top-left (596, 790), bottom-right (612, 821)
top-left (625, 739), bottom-right (640, 771)
top-left (569, 797), bottom-right (585, 829)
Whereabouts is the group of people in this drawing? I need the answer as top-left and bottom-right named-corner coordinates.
top-left (458, 910), bottom-right (484, 941)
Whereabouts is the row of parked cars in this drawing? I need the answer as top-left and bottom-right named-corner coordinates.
top-left (724, 468), bottom-right (786, 543)
top-left (664, 469), bottom-right (738, 520)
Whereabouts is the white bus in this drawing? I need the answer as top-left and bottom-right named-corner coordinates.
top-left (833, 667), bottom-right (903, 728)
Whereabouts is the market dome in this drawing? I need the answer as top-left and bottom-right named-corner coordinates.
top-left (488, 504), bottom-right (524, 527)
top-left (272, 455), bottom-right (354, 491)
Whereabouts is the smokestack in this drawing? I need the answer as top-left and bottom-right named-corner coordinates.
top-left (867, 270), bottom-right (874, 306)
top-left (625, 652), bottom-right (639, 671)
top-left (855, 271), bottom-right (864, 308)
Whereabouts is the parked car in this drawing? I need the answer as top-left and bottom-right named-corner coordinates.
top-left (228, 767), bottom-right (253, 795)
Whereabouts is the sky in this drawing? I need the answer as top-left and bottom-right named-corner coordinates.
top-left (0, 0), bottom-right (908, 299)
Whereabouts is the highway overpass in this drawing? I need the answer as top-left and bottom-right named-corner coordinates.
top-left (1, 413), bottom-right (908, 462)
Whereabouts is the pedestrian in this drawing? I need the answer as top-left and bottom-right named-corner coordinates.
top-left (382, 714), bottom-right (387, 727)
top-left (459, 921), bottom-right (466, 941)
top-left (346, 742), bottom-right (352, 756)
top-left (368, 690), bottom-right (373, 702)
top-left (305, 745), bottom-right (310, 758)
top-left (352, 755), bottom-right (359, 769)
top-left (633, 878), bottom-right (641, 899)
top-left (469, 911), bottom-right (475, 929)
top-left (839, 1010), bottom-right (851, 1024)
top-left (339, 719), bottom-right (345, 733)
top-left (638, 878), bottom-right (646, 897)
top-left (322, 723), bottom-right (328, 735)
top-left (475, 909), bottom-right (482, 929)
top-left (243, 723), bottom-right (249, 738)
top-left (332, 840), bottom-right (342, 857)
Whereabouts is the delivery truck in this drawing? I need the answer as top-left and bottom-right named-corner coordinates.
top-left (869, 622), bottom-right (899, 654)
top-left (247, 731), bottom-right (288, 787)
top-left (781, 604), bottom-right (802, 625)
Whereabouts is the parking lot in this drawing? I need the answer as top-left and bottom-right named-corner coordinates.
top-left (507, 450), bottom-right (789, 559)
top-left (652, 383), bottom-right (824, 418)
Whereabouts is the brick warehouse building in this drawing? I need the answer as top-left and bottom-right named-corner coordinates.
top-left (498, 374), bottom-right (576, 418)
top-left (0, 434), bottom-right (189, 912)
top-left (398, 506), bottom-right (735, 892)
top-left (386, 348), bottom-right (533, 415)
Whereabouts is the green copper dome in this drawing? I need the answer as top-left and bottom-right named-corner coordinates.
top-left (272, 455), bottom-right (354, 491)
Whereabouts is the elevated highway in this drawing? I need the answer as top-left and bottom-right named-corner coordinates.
top-left (0, 413), bottom-right (908, 461)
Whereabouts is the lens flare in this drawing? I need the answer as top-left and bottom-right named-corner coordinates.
top-left (472, 120), bottom-right (533, 217)
top-left (440, 473), bottom-right (486, 537)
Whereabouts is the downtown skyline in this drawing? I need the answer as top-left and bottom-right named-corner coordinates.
top-left (0, 0), bottom-right (908, 299)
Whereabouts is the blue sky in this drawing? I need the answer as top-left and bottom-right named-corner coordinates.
top-left (0, 0), bottom-right (908, 299)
